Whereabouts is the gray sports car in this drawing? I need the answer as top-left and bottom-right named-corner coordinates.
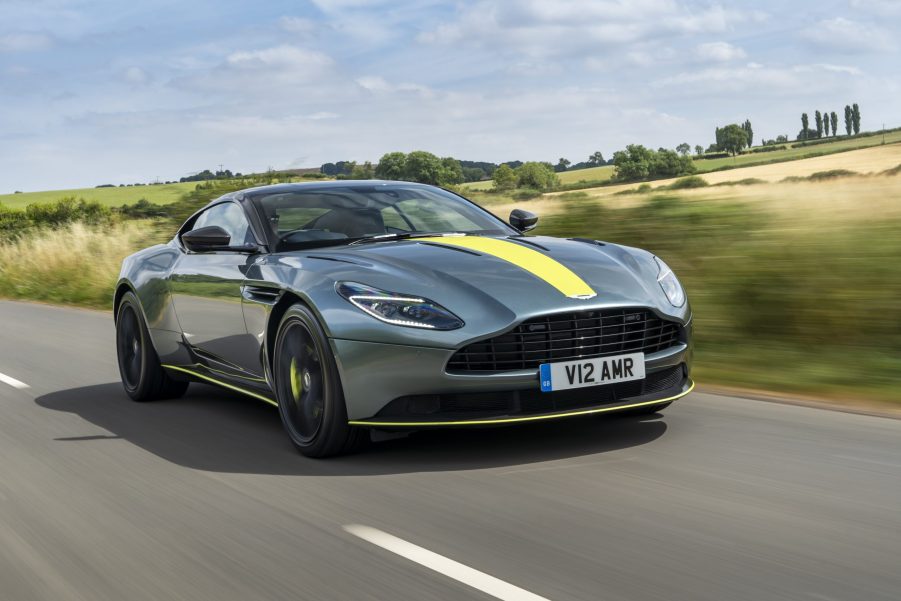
top-left (115, 181), bottom-right (693, 456)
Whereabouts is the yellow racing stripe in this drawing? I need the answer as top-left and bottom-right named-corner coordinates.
top-left (418, 237), bottom-right (595, 299)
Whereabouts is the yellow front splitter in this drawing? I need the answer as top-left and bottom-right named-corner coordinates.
top-left (348, 380), bottom-right (694, 427)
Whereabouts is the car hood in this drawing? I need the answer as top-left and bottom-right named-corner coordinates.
top-left (299, 236), bottom-right (682, 324)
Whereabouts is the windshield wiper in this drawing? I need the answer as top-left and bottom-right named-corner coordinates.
top-left (349, 232), bottom-right (469, 246)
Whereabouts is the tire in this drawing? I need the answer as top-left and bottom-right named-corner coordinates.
top-left (115, 291), bottom-right (189, 402)
top-left (273, 304), bottom-right (367, 458)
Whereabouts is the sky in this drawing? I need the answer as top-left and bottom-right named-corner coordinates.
top-left (1, 0), bottom-right (899, 192)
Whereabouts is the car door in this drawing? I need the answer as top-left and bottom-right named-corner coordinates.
top-left (169, 201), bottom-right (265, 378)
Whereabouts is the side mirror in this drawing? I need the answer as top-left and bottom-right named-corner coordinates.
top-left (182, 225), bottom-right (231, 251)
top-left (510, 209), bottom-right (538, 232)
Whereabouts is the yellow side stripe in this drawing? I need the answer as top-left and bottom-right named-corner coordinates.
top-left (348, 381), bottom-right (694, 427)
top-left (162, 364), bottom-right (278, 407)
top-left (418, 237), bottom-right (595, 299)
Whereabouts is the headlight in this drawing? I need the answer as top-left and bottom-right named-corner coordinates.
top-left (336, 282), bottom-right (464, 330)
top-left (654, 257), bottom-right (685, 307)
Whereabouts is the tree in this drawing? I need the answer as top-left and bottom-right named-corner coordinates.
top-left (776, 134), bottom-right (788, 143)
top-left (613, 145), bottom-right (654, 181)
top-left (844, 105), bottom-right (852, 135)
top-left (320, 162), bottom-right (338, 176)
top-left (462, 167), bottom-right (486, 182)
top-left (742, 119), bottom-right (754, 147)
top-left (653, 149), bottom-right (695, 177)
top-left (403, 151), bottom-right (442, 185)
top-left (720, 123), bottom-right (749, 155)
top-left (801, 113), bottom-right (809, 139)
top-left (798, 127), bottom-right (819, 141)
top-left (349, 161), bottom-right (374, 179)
top-left (554, 157), bottom-right (571, 172)
top-left (437, 157), bottom-right (464, 187)
top-left (516, 162), bottom-right (559, 190)
top-left (587, 151), bottom-right (605, 166)
top-left (830, 112), bottom-right (838, 138)
top-left (375, 152), bottom-right (406, 180)
top-left (815, 111), bottom-right (823, 138)
top-left (492, 164), bottom-right (517, 191)
top-left (852, 103), bottom-right (861, 134)
top-left (694, 145), bottom-right (704, 157)
top-left (676, 143), bottom-right (691, 156)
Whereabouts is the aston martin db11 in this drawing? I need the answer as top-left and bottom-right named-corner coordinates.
top-left (114, 181), bottom-right (693, 456)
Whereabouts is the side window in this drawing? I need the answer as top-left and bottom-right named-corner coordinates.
top-left (190, 203), bottom-right (253, 246)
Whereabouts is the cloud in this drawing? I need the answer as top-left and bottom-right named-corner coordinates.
top-left (849, 0), bottom-right (901, 16)
top-left (173, 45), bottom-right (336, 94)
top-left (355, 75), bottom-right (432, 96)
top-left (694, 41), bottom-right (747, 62)
top-left (802, 17), bottom-right (895, 53)
top-left (279, 16), bottom-right (317, 35)
top-left (226, 45), bottom-right (333, 70)
top-left (654, 62), bottom-right (862, 96)
top-left (0, 32), bottom-right (51, 53)
top-left (418, 1), bottom-right (764, 58)
top-left (122, 66), bottom-right (150, 85)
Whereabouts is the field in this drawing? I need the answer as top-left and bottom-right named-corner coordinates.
top-left (0, 182), bottom-right (199, 209)
top-left (462, 129), bottom-right (901, 191)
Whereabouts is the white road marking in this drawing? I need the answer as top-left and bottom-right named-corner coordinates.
top-left (343, 525), bottom-right (552, 601)
top-left (0, 371), bottom-right (29, 390)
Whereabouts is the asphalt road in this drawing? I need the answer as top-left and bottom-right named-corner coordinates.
top-left (1, 299), bottom-right (899, 601)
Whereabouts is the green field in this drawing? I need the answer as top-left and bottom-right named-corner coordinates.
top-left (0, 182), bottom-right (199, 209)
top-left (693, 128), bottom-right (901, 172)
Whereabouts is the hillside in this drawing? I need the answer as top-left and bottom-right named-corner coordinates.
top-left (464, 128), bottom-right (901, 191)
top-left (0, 182), bottom-right (199, 209)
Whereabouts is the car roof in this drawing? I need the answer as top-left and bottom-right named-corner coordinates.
top-left (211, 180), bottom-right (437, 207)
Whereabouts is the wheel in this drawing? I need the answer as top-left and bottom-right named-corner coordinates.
top-left (273, 304), bottom-right (367, 457)
top-left (116, 291), bottom-right (189, 401)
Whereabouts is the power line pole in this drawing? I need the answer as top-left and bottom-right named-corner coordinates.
top-left (218, 163), bottom-right (224, 177)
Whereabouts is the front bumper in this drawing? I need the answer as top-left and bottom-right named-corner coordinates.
top-left (331, 336), bottom-right (693, 423)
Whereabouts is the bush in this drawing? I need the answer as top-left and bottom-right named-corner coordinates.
top-left (880, 164), bottom-right (901, 177)
top-left (665, 176), bottom-right (709, 190)
top-left (748, 145), bottom-right (787, 154)
top-left (808, 169), bottom-right (858, 181)
top-left (515, 162), bottom-right (559, 191)
top-left (713, 178), bottom-right (767, 187)
top-left (698, 152), bottom-right (731, 160)
top-left (612, 145), bottom-right (695, 182)
top-left (511, 189), bottom-right (543, 201)
top-left (24, 197), bottom-right (111, 228)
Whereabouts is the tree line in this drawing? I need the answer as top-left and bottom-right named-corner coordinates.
top-left (800, 104), bottom-right (860, 140)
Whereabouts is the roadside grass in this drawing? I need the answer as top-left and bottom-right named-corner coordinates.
top-left (530, 175), bottom-right (901, 404)
top-left (0, 220), bottom-right (166, 307)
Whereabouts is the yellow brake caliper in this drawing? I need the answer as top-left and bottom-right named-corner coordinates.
top-left (290, 357), bottom-right (303, 401)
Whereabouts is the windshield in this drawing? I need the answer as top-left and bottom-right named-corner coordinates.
top-left (252, 184), bottom-right (515, 250)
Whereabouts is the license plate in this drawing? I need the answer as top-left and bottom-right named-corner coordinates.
top-left (539, 352), bottom-right (645, 392)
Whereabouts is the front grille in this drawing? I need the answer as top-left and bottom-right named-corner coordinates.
top-left (448, 308), bottom-right (681, 373)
